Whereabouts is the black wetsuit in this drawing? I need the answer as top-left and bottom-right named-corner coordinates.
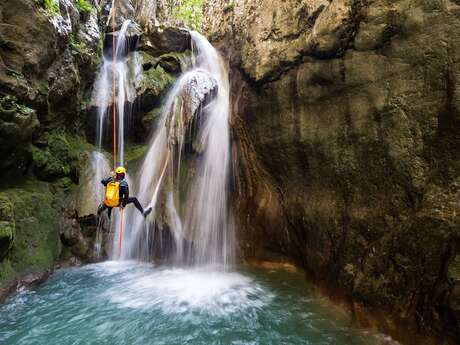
top-left (97, 176), bottom-right (145, 219)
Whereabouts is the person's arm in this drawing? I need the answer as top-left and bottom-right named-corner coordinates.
top-left (101, 172), bottom-right (115, 186)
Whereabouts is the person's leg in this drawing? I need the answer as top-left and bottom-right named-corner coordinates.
top-left (107, 207), bottom-right (113, 220)
top-left (126, 197), bottom-right (144, 214)
top-left (97, 203), bottom-right (107, 216)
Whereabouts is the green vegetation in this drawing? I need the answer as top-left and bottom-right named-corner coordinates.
top-left (141, 64), bottom-right (176, 97)
top-left (174, 0), bottom-right (203, 31)
top-left (31, 131), bottom-right (86, 182)
top-left (0, 193), bottom-right (15, 260)
top-left (0, 130), bottom-right (93, 286)
top-left (0, 181), bottom-right (61, 285)
top-left (449, 254), bottom-right (460, 281)
top-left (69, 34), bottom-right (90, 55)
top-left (224, 1), bottom-right (235, 12)
top-left (0, 95), bottom-right (34, 116)
top-left (76, 0), bottom-right (92, 13)
top-left (42, 0), bottom-right (60, 16)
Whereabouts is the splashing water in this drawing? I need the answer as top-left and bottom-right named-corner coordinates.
top-left (0, 263), bottom-right (398, 345)
top-left (120, 32), bottom-right (234, 268)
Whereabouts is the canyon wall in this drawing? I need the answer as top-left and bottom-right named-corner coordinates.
top-left (204, 0), bottom-right (460, 343)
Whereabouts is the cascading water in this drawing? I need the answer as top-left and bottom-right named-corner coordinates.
top-left (90, 18), bottom-right (141, 257)
top-left (121, 32), bottom-right (234, 268)
top-left (93, 19), bottom-right (135, 166)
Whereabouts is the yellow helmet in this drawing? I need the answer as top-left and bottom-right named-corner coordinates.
top-left (115, 166), bottom-right (126, 174)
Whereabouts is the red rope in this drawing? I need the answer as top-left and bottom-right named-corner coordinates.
top-left (118, 208), bottom-right (124, 257)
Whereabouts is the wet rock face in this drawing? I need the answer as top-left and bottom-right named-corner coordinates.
top-left (0, 0), bottom-right (102, 178)
top-left (204, 0), bottom-right (359, 82)
top-left (205, 0), bottom-right (460, 342)
top-left (139, 26), bottom-right (191, 56)
top-left (101, 0), bottom-right (136, 29)
top-left (166, 70), bottom-right (218, 147)
top-left (0, 194), bottom-right (15, 261)
top-left (0, 95), bottom-right (39, 173)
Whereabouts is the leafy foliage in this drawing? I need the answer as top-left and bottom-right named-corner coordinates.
top-left (174, 0), bottom-right (203, 31)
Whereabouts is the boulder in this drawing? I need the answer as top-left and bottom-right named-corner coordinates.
top-left (59, 213), bottom-right (89, 259)
top-left (139, 26), bottom-right (191, 56)
top-left (165, 69), bottom-right (218, 147)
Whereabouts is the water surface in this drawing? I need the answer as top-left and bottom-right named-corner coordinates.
top-left (0, 262), bottom-right (396, 345)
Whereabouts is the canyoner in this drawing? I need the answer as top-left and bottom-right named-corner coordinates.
top-left (97, 166), bottom-right (152, 220)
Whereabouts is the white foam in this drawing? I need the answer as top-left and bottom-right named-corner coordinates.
top-left (96, 263), bottom-right (272, 316)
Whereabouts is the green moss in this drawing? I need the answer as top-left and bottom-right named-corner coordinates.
top-left (31, 131), bottom-right (87, 182)
top-left (142, 65), bottom-right (176, 97)
top-left (449, 254), bottom-right (460, 281)
top-left (0, 182), bottom-right (60, 286)
top-left (0, 95), bottom-right (34, 117)
top-left (0, 259), bottom-right (15, 283)
top-left (76, 0), bottom-right (92, 13)
top-left (31, 145), bottom-right (70, 181)
top-left (67, 135), bottom-right (94, 154)
top-left (0, 193), bottom-right (15, 260)
top-left (69, 34), bottom-right (92, 57)
top-left (124, 144), bottom-right (149, 172)
top-left (41, 0), bottom-right (60, 16)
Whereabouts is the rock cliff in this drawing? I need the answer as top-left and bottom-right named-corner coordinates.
top-left (0, 0), bottom-right (188, 297)
top-left (204, 0), bottom-right (460, 343)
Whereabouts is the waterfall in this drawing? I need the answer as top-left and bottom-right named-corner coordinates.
top-left (183, 32), bottom-right (233, 267)
top-left (90, 19), bottom-right (140, 258)
top-left (122, 32), bottom-right (234, 268)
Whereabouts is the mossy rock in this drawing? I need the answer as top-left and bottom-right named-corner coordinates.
top-left (0, 193), bottom-right (15, 260)
top-left (141, 65), bottom-right (176, 97)
top-left (0, 182), bottom-right (60, 285)
top-left (450, 254), bottom-right (460, 281)
top-left (158, 53), bottom-right (184, 74)
top-left (0, 95), bottom-right (39, 176)
top-left (142, 107), bottom-right (162, 133)
top-left (31, 132), bottom-right (81, 182)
